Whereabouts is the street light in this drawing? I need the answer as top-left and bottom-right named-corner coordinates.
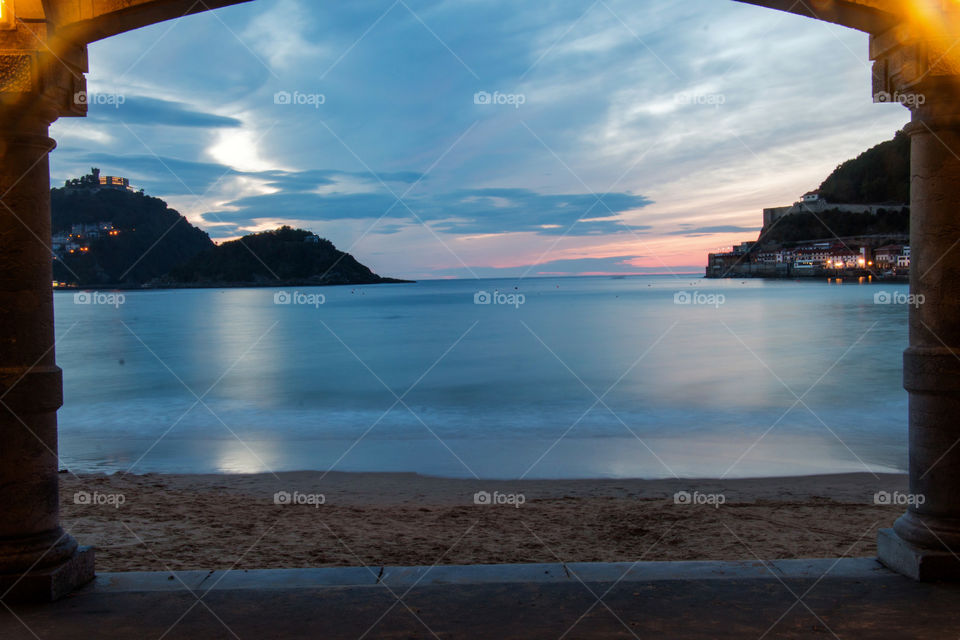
top-left (0, 0), bottom-right (14, 30)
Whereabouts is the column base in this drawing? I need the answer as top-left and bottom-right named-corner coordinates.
top-left (878, 528), bottom-right (960, 581)
top-left (0, 546), bottom-right (94, 602)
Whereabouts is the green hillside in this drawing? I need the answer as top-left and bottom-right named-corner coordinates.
top-left (817, 130), bottom-right (910, 205)
top-left (166, 226), bottom-right (406, 286)
top-left (52, 179), bottom-right (214, 286)
top-left (51, 170), bottom-right (408, 288)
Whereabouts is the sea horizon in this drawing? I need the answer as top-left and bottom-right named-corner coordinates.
top-left (55, 275), bottom-right (910, 480)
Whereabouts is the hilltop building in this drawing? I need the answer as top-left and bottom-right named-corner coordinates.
top-left (762, 191), bottom-right (903, 226)
top-left (64, 168), bottom-right (136, 193)
top-left (98, 175), bottom-right (131, 190)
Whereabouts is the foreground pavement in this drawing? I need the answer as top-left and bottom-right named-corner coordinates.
top-left (2, 558), bottom-right (958, 638)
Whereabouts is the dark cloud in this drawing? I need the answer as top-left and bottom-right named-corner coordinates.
top-left (89, 96), bottom-right (243, 129)
top-left (666, 225), bottom-right (762, 237)
top-left (202, 184), bottom-right (653, 236)
top-left (55, 155), bottom-right (423, 200)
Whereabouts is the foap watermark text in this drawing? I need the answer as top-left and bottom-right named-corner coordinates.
top-left (474, 290), bottom-right (525, 308)
top-left (74, 91), bottom-right (126, 108)
top-left (274, 491), bottom-right (326, 508)
top-left (674, 291), bottom-right (725, 308)
top-left (874, 91), bottom-right (926, 107)
top-left (675, 92), bottom-right (726, 108)
top-left (74, 491), bottom-right (126, 509)
top-left (674, 490), bottom-right (726, 509)
top-left (474, 91), bottom-right (526, 109)
top-left (875, 491), bottom-right (925, 507)
top-left (874, 291), bottom-right (924, 308)
top-left (474, 491), bottom-right (525, 508)
top-left (274, 91), bottom-right (325, 109)
top-left (74, 291), bottom-right (125, 308)
top-left (274, 291), bottom-right (326, 308)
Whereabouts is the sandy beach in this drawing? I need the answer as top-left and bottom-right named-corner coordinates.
top-left (58, 471), bottom-right (908, 572)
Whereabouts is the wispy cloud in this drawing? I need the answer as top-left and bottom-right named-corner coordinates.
top-left (49, 0), bottom-right (911, 278)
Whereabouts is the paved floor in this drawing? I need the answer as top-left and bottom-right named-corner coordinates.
top-left (2, 559), bottom-right (958, 638)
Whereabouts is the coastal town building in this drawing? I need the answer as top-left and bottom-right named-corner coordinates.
top-left (51, 223), bottom-right (119, 258)
top-left (875, 244), bottom-right (910, 266)
top-left (708, 241), bottom-right (906, 277)
top-left (710, 189), bottom-right (910, 278)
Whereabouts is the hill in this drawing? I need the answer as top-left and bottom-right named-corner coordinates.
top-left (52, 174), bottom-right (214, 286)
top-left (164, 226), bottom-right (408, 286)
top-left (51, 170), bottom-right (409, 288)
top-left (754, 131), bottom-right (911, 247)
top-left (817, 130), bottom-right (910, 204)
top-left (756, 207), bottom-right (909, 247)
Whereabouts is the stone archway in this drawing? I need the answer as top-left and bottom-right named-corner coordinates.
top-left (739, 0), bottom-right (960, 581)
top-left (1, 0), bottom-right (959, 600)
top-left (0, 0), bottom-right (251, 601)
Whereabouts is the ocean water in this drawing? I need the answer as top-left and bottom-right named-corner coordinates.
top-left (54, 276), bottom-right (909, 479)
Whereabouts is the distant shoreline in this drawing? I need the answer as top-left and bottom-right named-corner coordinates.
top-left (705, 273), bottom-right (909, 283)
top-left (54, 278), bottom-right (415, 291)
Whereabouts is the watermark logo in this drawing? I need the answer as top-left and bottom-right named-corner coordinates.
top-left (874, 291), bottom-right (924, 308)
top-left (874, 91), bottom-right (926, 108)
top-left (474, 290), bottom-right (526, 309)
top-left (673, 490), bottom-right (726, 509)
top-left (73, 491), bottom-right (126, 509)
top-left (874, 491), bottom-right (925, 507)
top-left (74, 91), bottom-right (126, 108)
top-left (473, 490), bottom-right (525, 508)
top-left (474, 91), bottom-right (526, 109)
top-left (674, 291), bottom-right (725, 308)
top-left (274, 291), bottom-right (326, 308)
top-left (274, 490), bottom-right (326, 508)
top-left (675, 92), bottom-right (726, 108)
top-left (74, 291), bottom-right (125, 308)
top-left (274, 91), bottom-right (326, 109)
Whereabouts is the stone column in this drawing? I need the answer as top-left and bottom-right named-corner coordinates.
top-left (0, 103), bottom-right (94, 601)
top-left (878, 82), bottom-right (960, 580)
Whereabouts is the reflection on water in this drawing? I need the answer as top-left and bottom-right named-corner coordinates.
top-left (214, 439), bottom-right (281, 474)
top-left (55, 276), bottom-right (909, 479)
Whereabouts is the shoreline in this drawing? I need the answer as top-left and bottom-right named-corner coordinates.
top-left (62, 471), bottom-right (908, 572)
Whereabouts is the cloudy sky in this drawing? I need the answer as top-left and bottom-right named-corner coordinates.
top-left (49, 0), bottom-right (911, 280)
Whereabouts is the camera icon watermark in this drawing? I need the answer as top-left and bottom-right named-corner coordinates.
top-left (274, 91), bottom-right (325, 109)
top-left (473, 290), bottom-right (525, 309)
top-left (74, 291), bottom-right (126, 308)
top-left (273, 490), bottom-right (326, 508)
top-left (274, 290), bottom-right (325, 308)
top-left (673, 291), bottom-right (725, 308)
top-left (473, 490), bottom-right (525, 508)
top-left (473, 90), bottom-right (526, 109)
top-left (673, 490), bottom-right (726, 509)
top-left (874, 291), bottom-right (924, 308)
top-left (73, 490), bottom-right (126, 509)
top-left (874, 491), bottom-right (925, 506)
top-left (74, 91), bottom-right (126, 108)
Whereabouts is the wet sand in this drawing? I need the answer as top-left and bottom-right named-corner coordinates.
top-left (60, 471), bottom-right (908, 571)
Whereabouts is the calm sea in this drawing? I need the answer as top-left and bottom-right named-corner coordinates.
top-left (54, 276), bottom-right (909, 479)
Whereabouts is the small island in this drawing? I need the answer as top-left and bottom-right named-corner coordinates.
top-left (51, 169), bottom-right (411, 289)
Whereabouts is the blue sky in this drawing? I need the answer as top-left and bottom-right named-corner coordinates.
top-left (49, 0), bottom-right (911, 280)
